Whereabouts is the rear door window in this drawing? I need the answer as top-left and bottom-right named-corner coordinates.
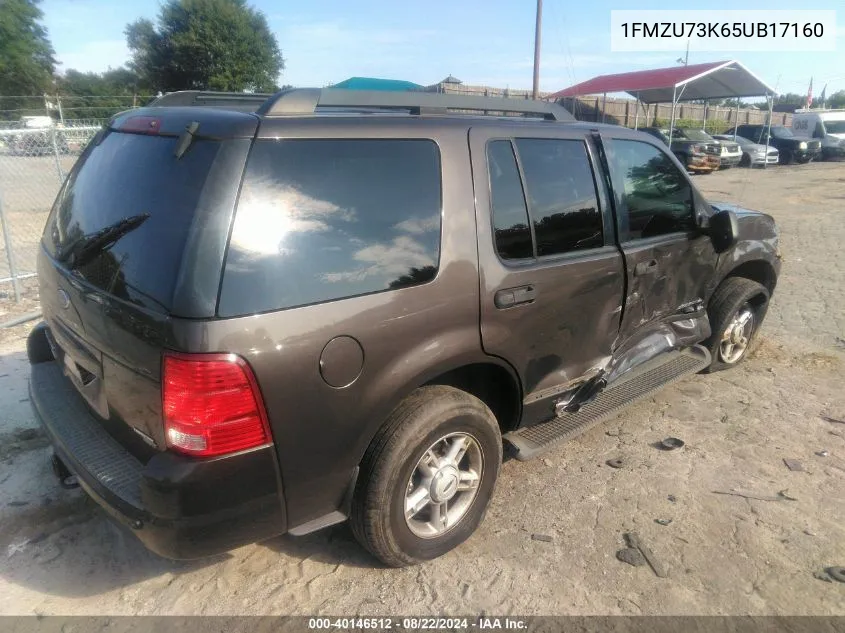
top-left (487, 140), bottom-right (532, 260)
top-left (513, 138), bottom-right (603, 256)
top-left (219, 139), bottom-right (442, 316)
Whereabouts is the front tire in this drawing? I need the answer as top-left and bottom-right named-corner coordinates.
top-left (703, 277), bottom-right (770, 373)
top-left (350, 385), bottom-right (502, 567)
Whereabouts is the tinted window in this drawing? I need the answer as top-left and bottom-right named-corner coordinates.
top-left (219, 139), bottom-right (441, 316)
top-left (737, 127), bottom-right (762, 143)
top-left (679, 128), bottom-right (712, 141)
top-left (607, 139), bottom-right (694, 240)
top-left (43, 131), bottom-right (224, 311)
top-left (826, 120), bottom-right (845, 134)
top-left (514, 138), bottom-right (603, 256)
top-left (487, 140), bottom-right (532, 260)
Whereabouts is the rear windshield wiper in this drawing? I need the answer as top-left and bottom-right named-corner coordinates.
top-left (57, 213), bottom-right (151, 270)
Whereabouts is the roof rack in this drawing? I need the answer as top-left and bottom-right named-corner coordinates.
top-left (149, 88), bottom-right (573, 121)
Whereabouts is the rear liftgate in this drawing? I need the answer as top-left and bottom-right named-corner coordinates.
top-left (503, 346), bottom-right (710, 461)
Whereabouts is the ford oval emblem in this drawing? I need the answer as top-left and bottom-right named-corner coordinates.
top-left (57, 289), bottom-right (70, 309)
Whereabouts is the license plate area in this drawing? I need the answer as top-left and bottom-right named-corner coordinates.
top-left (48, 320), bottom-right (109, 419)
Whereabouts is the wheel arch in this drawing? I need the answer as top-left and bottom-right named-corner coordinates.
top-left (423, 361), bottom-right (522, 435)
top-left (725, 259), bottom-right (778, 295)
top-left (353, 354), bottom-right (523, 472)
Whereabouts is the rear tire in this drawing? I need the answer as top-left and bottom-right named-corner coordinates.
top-left (703, 277), bottom-right (769, 373)
top-left (739, 153), bottom-right (751, 167)
top-left (350, 385), bottom-right (502, 567)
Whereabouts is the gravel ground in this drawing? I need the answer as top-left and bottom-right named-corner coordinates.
top-left (0, 162), bottom-right (843, 616)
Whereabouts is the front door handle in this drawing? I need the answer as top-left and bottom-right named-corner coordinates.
top-left (494, 285), bottom-right (537, 309)
top-left (634, 259), bottom-right (659, 276)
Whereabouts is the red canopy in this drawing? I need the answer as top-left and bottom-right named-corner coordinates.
top-left (549, 60), bottom-right (775, 104)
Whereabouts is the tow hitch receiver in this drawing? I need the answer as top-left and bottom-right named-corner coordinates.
top-left (51, 453), bottom-right (79, 489)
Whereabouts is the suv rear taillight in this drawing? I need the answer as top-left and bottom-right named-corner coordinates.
top-left (162, 352), bottom-right (272, 457)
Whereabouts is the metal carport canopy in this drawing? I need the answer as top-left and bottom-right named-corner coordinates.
top-left (548, 60), bottom-right (775, 103)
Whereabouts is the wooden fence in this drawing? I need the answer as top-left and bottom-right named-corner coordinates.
top-left (427, 82), bottom-right (791, 129)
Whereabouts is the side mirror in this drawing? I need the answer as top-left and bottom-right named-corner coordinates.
top-left (708, 209), bottom-right (739, 253)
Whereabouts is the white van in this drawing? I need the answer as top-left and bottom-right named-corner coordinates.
top-left (791, 110), bottom-right (845, 160)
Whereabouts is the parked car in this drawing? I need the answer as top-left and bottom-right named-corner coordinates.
top-left (791, 109), bottom-right (845, 161)
top-left (713, 134), bottom-right (779, 167)
top-left (29, 89), bottom-right (781, 567)
top-left (670, 128), bottom-right (743, 168)
top-left (639, 126), bottom-right (720, 173)
top-left (728, 124), bottom-right (821, 164)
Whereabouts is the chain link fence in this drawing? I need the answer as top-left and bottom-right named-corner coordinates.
top-left (0, 94), bottom-right (153, 306)
top-left (0, 122), bottom-right (102, 301)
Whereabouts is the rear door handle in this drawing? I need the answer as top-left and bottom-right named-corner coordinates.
top-left (494, 285), bottom-right (536, 309)
top-left (634, 259), bottom-right (659, 276)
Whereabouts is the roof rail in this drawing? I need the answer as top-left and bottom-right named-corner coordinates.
top-left (147, 88), bottom-right (574, 121)
top-left (255, 88), bottom-right (573, 121)
top-left (148, 90), bottom-right (274, 111)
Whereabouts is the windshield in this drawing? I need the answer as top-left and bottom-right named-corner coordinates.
top-left (677, 129), bottom-right (713, 142)
top-left (43, 130), bottom-right (225, 311)
top-left (770, 127), bottom-right (794, 139)
top-left (717, 135), bottom-right (752, 146)
top-left (824, 120), bottom-right (845, 134)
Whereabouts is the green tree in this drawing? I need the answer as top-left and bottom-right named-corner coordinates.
top-left (828, 90), bottom-right (845, 109)
top-left (0, 0), bottom-right (56, 97)
top-left (774, 92), bottom-right (807, 107)
top-left (125, 0), bottom-right (284, 93)
top-left (56, 67), bottom-right (146, 119)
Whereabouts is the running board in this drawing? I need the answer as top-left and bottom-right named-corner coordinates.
top-left (503, 346), bottom-right (711, 461)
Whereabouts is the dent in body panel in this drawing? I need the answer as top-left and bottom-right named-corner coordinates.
top-left (605, 309), bottom-right (710, 383)
top-left (708, 203), bottom-right (780, 298)
top-left (468, 125), bottom-right (628, 426)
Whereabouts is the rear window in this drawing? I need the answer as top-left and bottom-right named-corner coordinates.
top-left (43, 130), bottom-right (224, 311)
top-left (218, 139), bottom-right (442, 317)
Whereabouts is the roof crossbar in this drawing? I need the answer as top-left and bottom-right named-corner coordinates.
top-left (149, 88), bottom-right (574, 121)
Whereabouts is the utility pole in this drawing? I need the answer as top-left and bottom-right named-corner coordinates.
top-left (677, 40), bottom-right (690, 65)
top-left (532, 0), bottom-right (543, 99)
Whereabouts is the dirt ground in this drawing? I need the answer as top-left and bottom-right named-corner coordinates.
top-left (0, 162), bottom-right (843, 616)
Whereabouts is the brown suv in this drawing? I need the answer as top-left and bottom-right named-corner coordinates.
top-left (28, 89), bottom-right (780, 567)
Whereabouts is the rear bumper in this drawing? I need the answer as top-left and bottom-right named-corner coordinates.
top-left (28, 328), bottom-right (287, 559)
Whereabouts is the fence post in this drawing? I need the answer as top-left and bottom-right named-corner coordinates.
top-left (0, 190), bottom-right (21, 302)
top-left (50, 128), bottom-right (65, 184)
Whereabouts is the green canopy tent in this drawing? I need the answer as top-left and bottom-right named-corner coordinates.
top-left (331, 77), bottom-right (424, 91)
